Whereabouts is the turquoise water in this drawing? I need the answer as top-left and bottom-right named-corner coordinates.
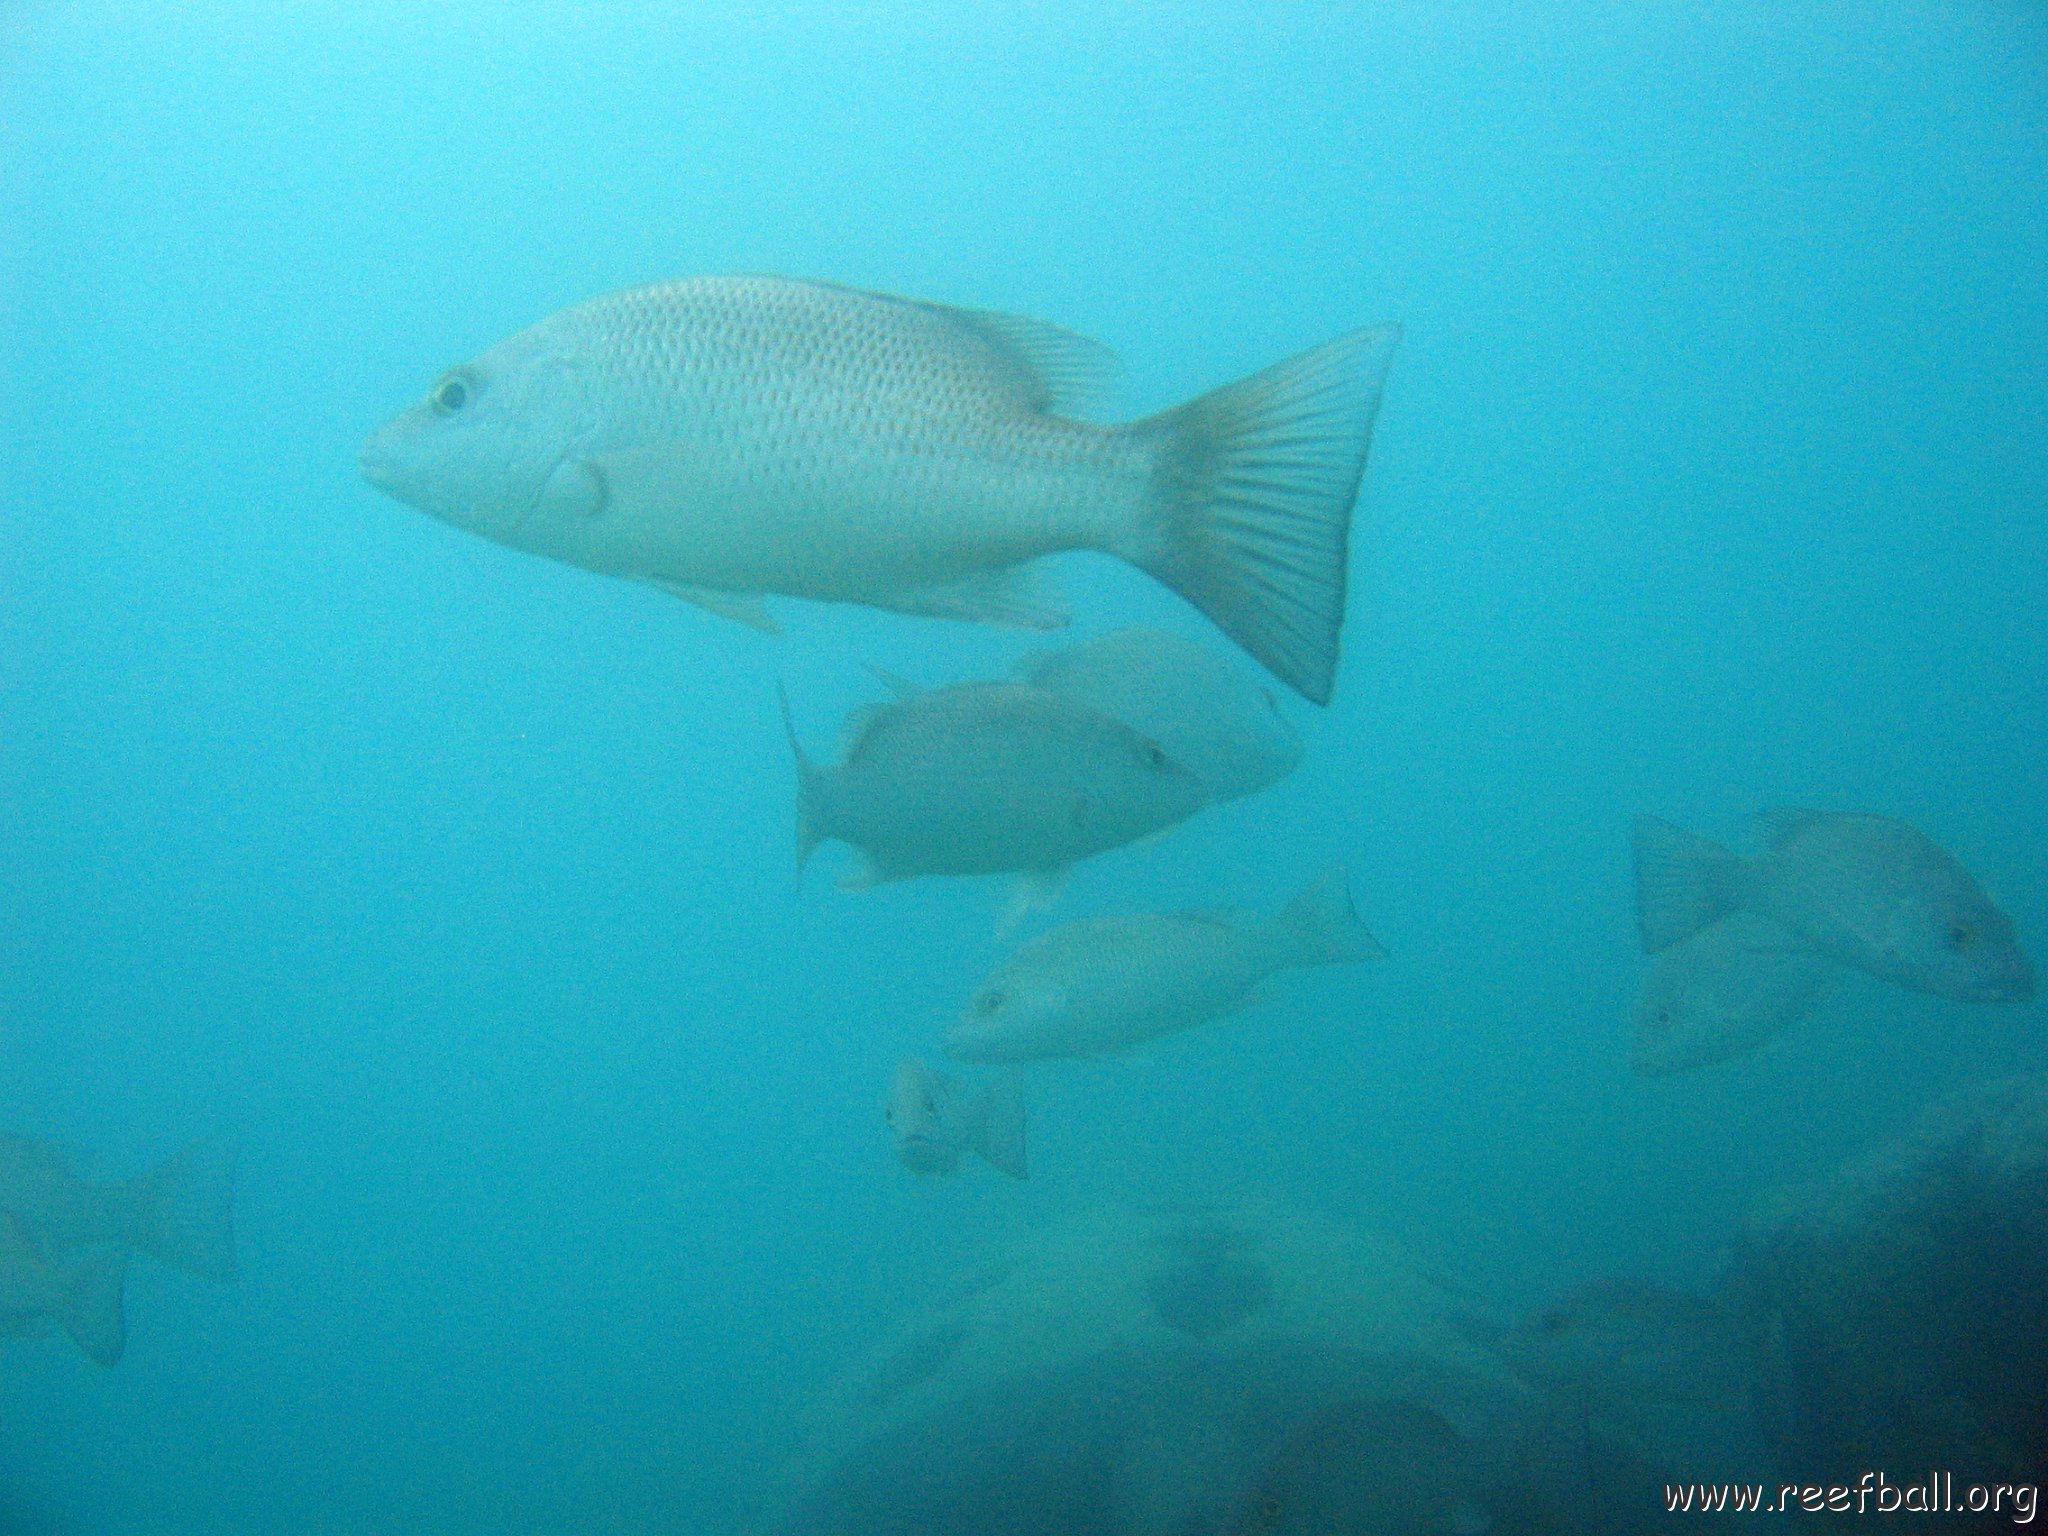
top-left (2, 3), bottom-right (2044, 1531)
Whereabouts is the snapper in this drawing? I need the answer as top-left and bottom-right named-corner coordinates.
top-left (946, 869), bottom-right (1382, 1064)
top-left (885, 1059), bottom-right (1027, 1180)
top-left (780, 678), bottom-right (1208, 905)
top-left (1630, 911), bottom-right (1839, 1077)
top-left (360, 275), bottom-right (1399, 704)
top-left (1633, 811), bottom-right (2034, 1003)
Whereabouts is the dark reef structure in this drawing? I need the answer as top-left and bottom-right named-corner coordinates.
top-left (1723, 1074), bottom-right (2048, 1523)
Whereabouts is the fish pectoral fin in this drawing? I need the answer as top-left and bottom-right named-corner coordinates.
top-left (837, 851), bottom-right (890, 892)
top-left (997, 867), bottom-right (1070, 935)
top-left (536, 456), bottom-right (609, 520)
top-left (872, 564), bottom-right (1069, 631)
top-left (647, 580), bottom-right (782, 635)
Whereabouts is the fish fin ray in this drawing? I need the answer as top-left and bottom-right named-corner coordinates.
top-left (1750, 807), bottom-right (1832, 849)
top-left (126, 1132), bottom-right (237, 1284)
top-left (1632, 816), bottom-right (1744, 952)
top-left (973, 1075), bottom-right (1029, 1179)
top-left (1267, 867), bottom-right (1384, 965)
top-left (998, 867), bottom-right (1069, 935)
top-left (911, 301), bottom-right (1122, 416)
top-left (55, 1245), bottom-right (127, 1367)
top-left (871, 564), bottom-right (1069, 630)
top-left (863, 665), bottom-right (924, 700)
top-left (838, 851), bottom-right (890, 891)
top-left (647, 580), bottom-right (782, 634)
top-left (1121, 324), bottom-right (1400, 704)
top-left (778, 682), bottom-right (825, 874)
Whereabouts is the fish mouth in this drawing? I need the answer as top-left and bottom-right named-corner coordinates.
top-left (357, 433), bottom-right (401, 494)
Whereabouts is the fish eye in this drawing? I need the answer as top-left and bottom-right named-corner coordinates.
top-left (431, 373), bottom-right (473, 415)
top-left (1256, 1492), bottom-right (1285, 1526)
top-left (975, 990), bottom-right (1006, 1017)
top-left (1143, 743), bottom-right (1168, 769)
top-left (1947, 922), bottom-right (1977, 952)
top-left (1648, 1008), bottom-right (1672, 1034)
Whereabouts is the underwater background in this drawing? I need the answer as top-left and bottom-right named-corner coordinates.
top-left (2, 1), bottom-right (2044, 1530)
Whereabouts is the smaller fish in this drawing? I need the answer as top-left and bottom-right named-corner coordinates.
top-left (1631, 911), bottom-right (1838, 1077)
top-left (945, 868), bottom-right (1382, 1064)
top-left (1016, 627), bottom-right (1302, 803)
top-left (1226, 1397), bottom-right (1492, 1536)
top-left (781, 679), bottom-right (1208, 902)
top-left (886, 1059), bottom-right (1027, 1179)
top-left (0, 1131), bottom-right (238, 1284)
top-left (1633, 810), bottom-right (2034, 1003)
top-left (0, 1213), bottom-right (126, 1367)
top-left (1500, 1280), bottom-right (1765, 1481)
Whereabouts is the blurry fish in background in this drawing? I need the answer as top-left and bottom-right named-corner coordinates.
top-left (1630, 911), bottom-right (1839, 1077)
top-left (359, 275), bottom-right (1399, 704)
top-left (946, 868), bottom-right (1382, 1063)
top-left (1225, 1396), bottom-right (1493, 1536)
top-left (885, 1059), bottom-right (1027, 1179)
top-left (1633, 811), bottom-right (2035, 1003)
top-left (1500, 1279), bottom-right (1770, 1486)
top-left (0, 1132), bottom-right (238, 1285)
top-left (0, 1212), bottom-right (127, 1367)
top-left (780, 678), bottom-right (1208, 912)
top-left (1017, 627), bottom-right (1302, 804)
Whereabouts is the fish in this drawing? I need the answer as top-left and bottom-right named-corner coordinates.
top-left (1017, 626), bottom-right (1302, 803)
top-left (359, 275), bottom-right (1400, 704)
top-left (0, 1132), bottom-right (238, 1284)
top-left (780, 678), bottom-right (1208, 902)
top-left (1633, 811), bottom-right (2035, 1003)
top-left (1225, 1397), bottom-right (1493, 1535)
top-left (0, 1213), bottom-right (127, 1367)
top-left (885, 1059), bottom-right (1027, 1179)
top-left (1499, 1279), bottom-right (1768, 1482)
top-left (945, 868), bottom-right (1382, 1064)
top-left (1630, 911), bottom-right (1839, 1077)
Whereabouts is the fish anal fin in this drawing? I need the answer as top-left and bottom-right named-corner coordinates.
top-left (872, 564), bottom-right (1068, 631)
top-left (648, 580), bottom-right (782, 634)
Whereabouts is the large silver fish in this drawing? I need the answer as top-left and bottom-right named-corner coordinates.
top-left (1633, 811), bottom-right (2035, 1003)
top-left (360, 276), bottom-right (1399, 703)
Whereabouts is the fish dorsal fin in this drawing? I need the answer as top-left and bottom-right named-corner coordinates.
top-left (1171, 906), bottom-right (1240, 927)
top-left (863, 665), bottom-right (924, 700)
top-left (839, 701), bottom-right (896, 756)
top-left (912, 300), bottom-right (1122, 417)
top-left (1751, 808), bottom-right (1832, 849)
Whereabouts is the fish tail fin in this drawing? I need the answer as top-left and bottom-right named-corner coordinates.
top-left (1119, 323), bottom-right (1401, 705)
top-left (55, 1245), bottom-right (127, 1367)
top-left (1266, 867), bottom-right (1385, 967)
top-left (972, 1075), bottom-right (1029, 1180)
top-left (1632, 815), bottom-right (1745, 952)
top-left (123, 1132), bottom-right (237, 1284)
top-left (777, 681), bottom-right (825, 874)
